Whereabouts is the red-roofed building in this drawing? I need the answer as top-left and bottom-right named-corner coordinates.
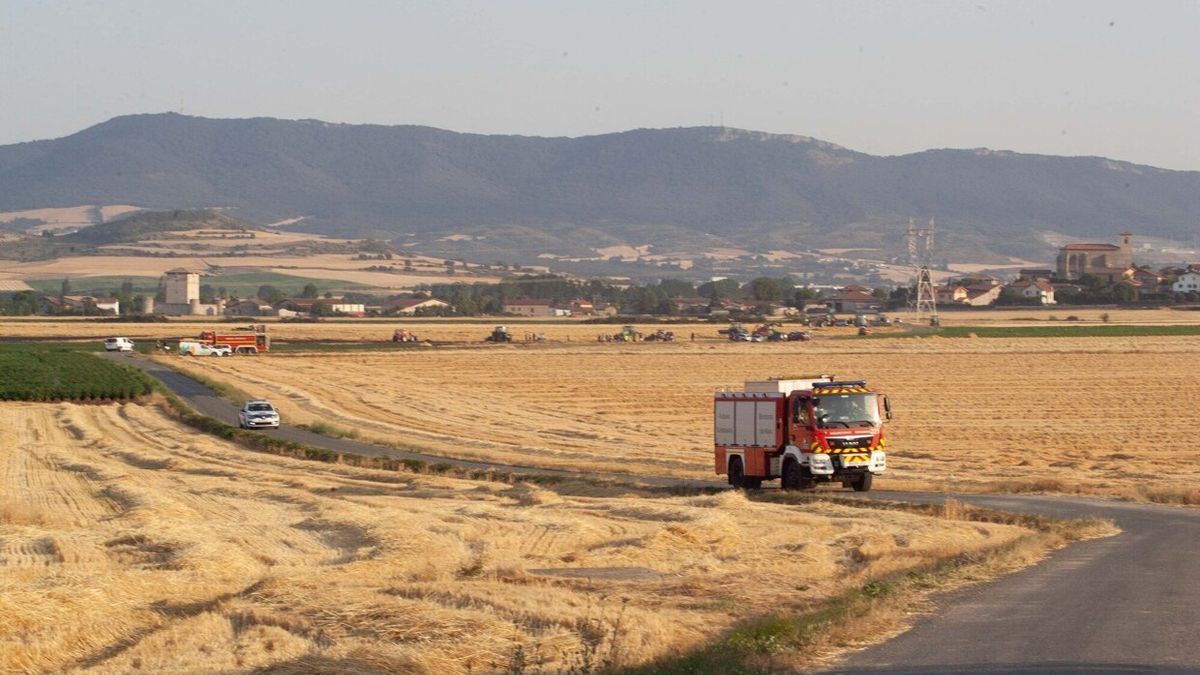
top-left (1007, 280), bottom-right (1056, 305)
top-left (825, 289), bottom-right (881, 313)
top-left (1056, 232), bottom-right (1133, 279)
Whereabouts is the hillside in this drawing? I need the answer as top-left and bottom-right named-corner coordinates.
top-left (62, 208), bottom-right (249, 244)
top-left (1, 114), bottom-right (1197, 264)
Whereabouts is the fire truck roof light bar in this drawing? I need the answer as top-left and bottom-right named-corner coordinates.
top-left (813, 380), bottom-right (867, 389)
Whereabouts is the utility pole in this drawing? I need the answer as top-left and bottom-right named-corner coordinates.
top-left (907, 218), bottom-right (938, 326)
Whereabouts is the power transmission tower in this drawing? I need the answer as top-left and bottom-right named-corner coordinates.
top-left (907, 218), bottom-right (938, 326)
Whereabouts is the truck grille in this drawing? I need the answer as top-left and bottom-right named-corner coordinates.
top-left (826, 436), bottom-right (872, 450)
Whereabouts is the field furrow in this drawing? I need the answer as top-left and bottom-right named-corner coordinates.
top-left (0, 401), bottom-right (1025, 673)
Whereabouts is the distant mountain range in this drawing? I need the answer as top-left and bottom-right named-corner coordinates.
top-left (1, 113), bottom-right (1197, 266)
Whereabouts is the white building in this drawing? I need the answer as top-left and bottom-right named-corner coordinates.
top-left (157, 268), bottom-right (223, 316)
top-left (1008, 280), bottom-right (1056, 305)
top-left (164, 268), bottom-right (199, 304)
top-left (1173, 271), bottom-right (1200, 293)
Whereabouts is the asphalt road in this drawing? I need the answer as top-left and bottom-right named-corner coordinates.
top-left (106, 352), bottom-right (1200, 674)
top-left (830, 492), bottom-right (1200, 674)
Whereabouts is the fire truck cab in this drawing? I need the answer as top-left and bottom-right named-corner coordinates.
top-left (714, 375), bottom-right (891, 491)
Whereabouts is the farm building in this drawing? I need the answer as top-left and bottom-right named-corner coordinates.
top-left (385, 298), bottom-right (453, 315)
top-left (503, 300), bottom-right (555, 317)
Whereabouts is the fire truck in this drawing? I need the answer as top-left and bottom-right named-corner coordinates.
top-left (714, 375), bottom-right (891, 491)
top-left (197, 324), bottom-right (270, 354)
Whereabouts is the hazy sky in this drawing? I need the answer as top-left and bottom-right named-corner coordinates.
top-left (2, 0), bottom-right (1197, 169)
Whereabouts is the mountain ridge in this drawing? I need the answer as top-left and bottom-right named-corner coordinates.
top-left (1, 113), bottom-right (1196, 264)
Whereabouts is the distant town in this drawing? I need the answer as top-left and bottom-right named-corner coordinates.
top-left (2, 232), bottom-right (1198, 319)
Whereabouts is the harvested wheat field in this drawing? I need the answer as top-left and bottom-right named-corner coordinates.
top-left (0, 402), bottom-right (1025, 673)
top-left (161, 335), bottom-right (1200, 501)
top-left (0, 319), bottom-right (887, 343)
top-left (891, 307), bottom-right (1200, 326)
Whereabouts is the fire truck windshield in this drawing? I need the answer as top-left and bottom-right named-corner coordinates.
top-left (813, 393), bottom-right (880, 428)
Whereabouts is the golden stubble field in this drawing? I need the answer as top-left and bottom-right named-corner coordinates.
top-left (157, 335), bottom-right (1200, 500)
top-left (0, 402), bottom-right (1024, 673)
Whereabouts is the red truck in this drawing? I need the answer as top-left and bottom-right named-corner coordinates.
top-left (198, 324), bottom-right (270, 354)
top-left (714, 375), bottom-right (891, 491)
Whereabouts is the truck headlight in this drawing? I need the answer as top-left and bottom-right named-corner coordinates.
top-left (809, 453), bottom-right (833, 475)
top-left (870, 451), bottom-right (887, 472)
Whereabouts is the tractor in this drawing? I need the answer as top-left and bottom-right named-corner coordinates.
top-left (392, 329), bottom-right (419, 343)
top-left (613, 325), bottom-right (642, 342)
top-left (486, 326), bottom-right (514, 343)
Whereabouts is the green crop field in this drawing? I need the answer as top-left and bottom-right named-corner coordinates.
top-left (0, 344), bottom-right (155, 401)
top-left (25, 276), bottom-right (161, 295)
top-left (199, 272), bottom-right (371, 295)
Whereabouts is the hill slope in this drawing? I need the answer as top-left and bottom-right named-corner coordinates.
top-left (1, 114), bottom-right (1197, 262)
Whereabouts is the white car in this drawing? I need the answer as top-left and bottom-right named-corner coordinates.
top-left (104, 337), bottom-right (135, 352)
top-left (238, 400), bottom-right (280, 429)
top-left (179, 341), bottom-right (232, 357)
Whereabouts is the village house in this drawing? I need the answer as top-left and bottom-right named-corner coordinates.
top-left (38, 294), bottom-right (120, 315)
top-left (224, 300), bottom-right (277, 317)
top-left (1126, 266), bottom-right (1162, 288)
top-left (567, 299), bottom-right (595, 316)
top-left (936, 284), bottom-right (968, 305)
top-left (385, 298), bottom-right (453, 315)
top-left (1007, 280), bottom-right (1056, 305)
top-left (326, 301), bottom-right (366, 317)
top-left (278, 298), bottom-right (319, 314)
top-left (825, 288), bottom-right (881, 313)
top-left (1172, 268), bottom-right (1200, 294)
top-left (1018, 268), bottom-right (1055, 281)
top-left (962, 285), bottom-right (1002, 306)
top-left (502, 299), bottom-right (555, 317)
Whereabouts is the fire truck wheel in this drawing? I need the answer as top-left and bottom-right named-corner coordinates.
top-left (852, 473), bottom-right (873, 492)
top-left (782, 460), bottom-right (800, 490)
top-left (728, 456), bottom-right (746, 488)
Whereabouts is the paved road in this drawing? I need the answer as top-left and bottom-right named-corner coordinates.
top-left (832, 492), bottom-right (1200, 674)
top-left (107, 352), bottom-right (1200, 673)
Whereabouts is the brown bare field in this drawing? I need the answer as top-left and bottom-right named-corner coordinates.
top-left (0, 402), bottom-right (1026, 673)
top-left (153, 335), bottom-right (1200, 501)
top-left (0, 205), bottom-right (140, 229)
top-left (0, 254), bottom-right (500, 288)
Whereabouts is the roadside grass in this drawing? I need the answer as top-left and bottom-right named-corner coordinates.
top-left (627, 495), bottom-right (1117, 674)
top-left (0, 344), bottom-right (154, 401)
top-left (304, 419), bottom-right (361, 439)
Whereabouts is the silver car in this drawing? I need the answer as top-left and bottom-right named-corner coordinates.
top-left (238, 400), bottom-right (280, 429)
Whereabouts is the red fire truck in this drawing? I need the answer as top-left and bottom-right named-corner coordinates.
top-left (714, 375), bottom-right (891, 491)
top-left (197, 324), bottom-right (270, 354)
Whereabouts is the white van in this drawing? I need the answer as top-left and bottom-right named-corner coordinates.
top-left (104, 337), bottom-right (135, 352)
top-left (178, 341), bottom-right (232, 357)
